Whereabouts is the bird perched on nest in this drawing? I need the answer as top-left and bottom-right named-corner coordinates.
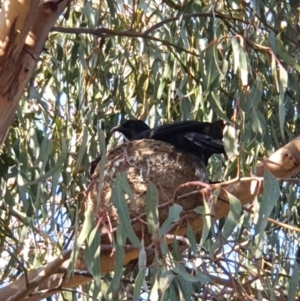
top-left (111, 120), bottom-right (151, 140)
top-left (111, 119), bottom-right (226, 166)
top-left (90, 121), bottom-right (151, 175)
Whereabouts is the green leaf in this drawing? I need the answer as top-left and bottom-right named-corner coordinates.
top-left (211, 192), bottom-right (242, 253)
top-left (176, 270), bottom-right (194, 299)
top-left (239, 49), bottom-right (248, 86)
top-left (288, 261), bottom-right (299, 300)
top-left (200, 199), bottom-right (212, 246)
top-left (111, 173), bottom-right (141, 248)
top-left (159, 268), bottom-right (175, 293)
top-left (196, 270), bottom-right (210, 284)
top-left (149, 277), bottom-right (160, 300)
top-left (206, 56), bottom-right (219, 90)
top-left (171, 236), bottom-right (182, 261)
top-left (276, 32), bottom-right (300, 73)
top-left (221, 192), bottom-right (242, 240)
top-left (75, 126), bottom-right (88, 170)
top-left (255, 169), bottom-right (280, 235)
top-left (278, 64), bottom-right (288, 89)
top-left (86, 225), bottom-right (101, 299)
top-left (23, 138), bottom-right (67, 186)
top-left (138, 239), bottom-right (147, 270)
top-left (173, 265), bottom-right (198, 282)
top-left (250, 76), bottom-right (263, 106)
top-left (70, 38), bottom-right (80, 70)
top-left (112, 224), bottom-right (126, 291)
top-left (120, 172), bottom-right (137, 211)
top-left (106, 0), bottom-right (116, 18)
top-left (271, 54), bottom-right (279, 92)
top-left (278, 84), bottom-right (286, 139)
top-left (169, 282), bottom-right (181, 301)
top-left (231, 37), bottom-right (240, 74)
top-left (133, 269), bottom-right (147, 301)
top-left (159, 204), bottom-right (182, 238)
top-left (209, 91), bottom-right (228, 120)
top-left (193, 206), bottom-right (205, 215)
top-left (146, 182), bottom-right (159, 235)
top-left (69, 208), bottom-right (94, 277)
top-left (158, 237), bottom-right (169, 259)
top-left (186, 224), bottom-right (197, 254)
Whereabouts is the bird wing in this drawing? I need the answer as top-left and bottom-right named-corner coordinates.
top-left (129, 120), bottom-right (226, 165)
top-left (184, 132), bottom-right (225, 154)
top-left (146, 120), bottom-right (225, 140)
top-left (146, 121), bottom-right (209, 139)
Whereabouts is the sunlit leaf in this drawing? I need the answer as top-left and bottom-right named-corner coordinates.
top-left (146, 182), bottom-right (159, 235)
top-left (239, 49), bottom-right (248, 86)
top-left (231, 37), bottom-right (240, 74)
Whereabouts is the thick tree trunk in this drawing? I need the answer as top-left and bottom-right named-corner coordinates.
top-left (0, 0), bottom-right (69, 146)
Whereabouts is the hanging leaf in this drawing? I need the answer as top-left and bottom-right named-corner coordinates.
top-left (255, 169), bottom-right (280, 235)
top-left (231, 37), bottom-right (240, 74)
top-left (159, 204), bottom-right (182, 238)
top-left (239, 49), bottom-right (248, 86)
top-left (111, 173), bottom-right (141, 248)
top-left (146, 182), bottom-right (159, 235)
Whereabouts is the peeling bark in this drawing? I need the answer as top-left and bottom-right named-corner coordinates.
top-left (0, 0), bottom-right (69, 146)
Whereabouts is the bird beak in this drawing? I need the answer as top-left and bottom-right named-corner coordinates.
top-left (110, 124), bottom-right (123, 134)
top-left (110, 124), bottom-right (130, 141)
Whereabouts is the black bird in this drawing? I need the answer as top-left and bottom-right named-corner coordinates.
top-left (91, 121), bottom-right (150, 175)
top-left (111, 120), bottom-right (150, 140)
top-left (111, 119), bottom-right (226, 165)
top-left (90, 121), bottom-right (150, 175)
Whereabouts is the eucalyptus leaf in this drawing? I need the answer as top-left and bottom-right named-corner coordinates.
top-left (288, 261), bottom-right (299, 300)
top-left (256, 170), bottom-right (280, 235)
top-left (159, 204), bottom-right (182, 238)
top-left (133, 269), bottom-right (147, 301)
top-left (146, 182), bottom-right (159, 235)
top-left (69, 208), bottom-right (94, 277)
top-left (23, 138), bottom-right (67, 186)
top-left (112, 224), bottom-right (126, 292)
top-left (111, 173), bottom-right (141, 248)
top-left (221, 192), bottom-right (242, 240)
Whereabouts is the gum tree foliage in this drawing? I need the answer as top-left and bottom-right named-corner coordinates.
top-left (1, 0), bottom-right (300, 300)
